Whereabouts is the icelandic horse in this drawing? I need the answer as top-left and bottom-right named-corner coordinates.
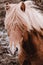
top-left (4, 1), bottom-right (43, 65)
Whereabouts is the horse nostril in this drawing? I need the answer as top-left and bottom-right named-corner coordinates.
top-left (16, 47), bottom-right (18, 52)
top-left (14, 47), bottom-right (18, 56)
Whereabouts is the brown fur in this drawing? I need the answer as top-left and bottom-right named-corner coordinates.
top-left (18, 28), bottom-right (43, 65)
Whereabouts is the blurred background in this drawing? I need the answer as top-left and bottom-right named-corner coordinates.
top-left (0, 0), bottom-right (43, 65)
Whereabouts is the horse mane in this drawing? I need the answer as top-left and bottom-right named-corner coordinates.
top-left (4, 1), bottom-right (43, 33)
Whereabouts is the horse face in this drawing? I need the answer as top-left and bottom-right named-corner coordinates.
top-left (4, 2), bottom-right (28, 55)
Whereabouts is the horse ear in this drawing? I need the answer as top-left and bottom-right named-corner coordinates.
top-left (5, 2), bottom-right (10, 10)
top-left (20, 2), bottom-right (26, 12)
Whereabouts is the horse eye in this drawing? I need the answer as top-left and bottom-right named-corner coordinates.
top-left (20, 2), bottom-right (25, 12)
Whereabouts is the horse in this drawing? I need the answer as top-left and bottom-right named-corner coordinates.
top-left (4, 1), bottom-right (43, 65)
